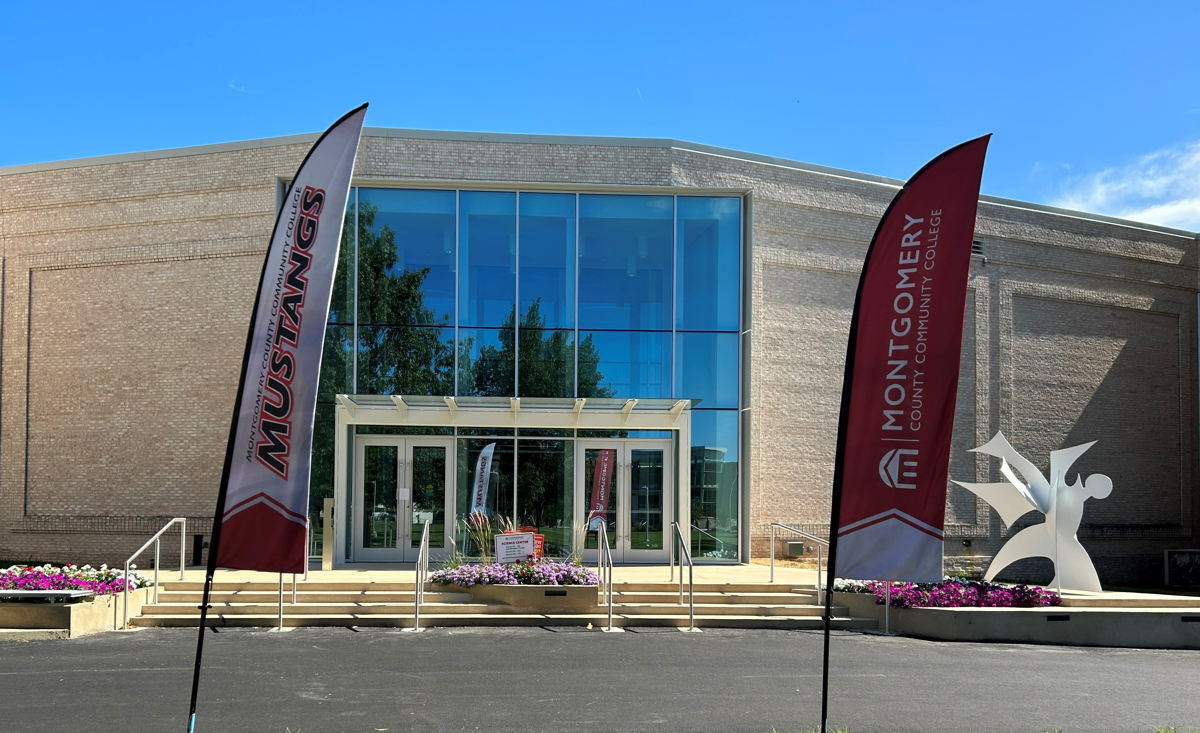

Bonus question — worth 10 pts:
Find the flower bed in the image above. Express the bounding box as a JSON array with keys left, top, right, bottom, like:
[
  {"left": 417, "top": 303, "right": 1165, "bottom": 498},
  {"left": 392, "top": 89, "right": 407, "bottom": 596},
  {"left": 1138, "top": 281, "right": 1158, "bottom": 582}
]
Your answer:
[
  {"left": 1, "top": 564, "right": 151, "bottom": 597},
  {"left": 430, "top": 558, "right": 598, "bottom": 587},
  {"left": 834, "top": 578, "right": 1061, "bottom": 608}
]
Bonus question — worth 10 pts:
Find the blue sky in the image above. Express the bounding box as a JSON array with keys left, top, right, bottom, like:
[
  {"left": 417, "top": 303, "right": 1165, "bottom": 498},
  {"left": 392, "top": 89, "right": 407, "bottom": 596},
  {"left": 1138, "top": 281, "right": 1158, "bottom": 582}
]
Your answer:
[{"left": 4, "top": 2, "right": 1198, "bottom": 229}]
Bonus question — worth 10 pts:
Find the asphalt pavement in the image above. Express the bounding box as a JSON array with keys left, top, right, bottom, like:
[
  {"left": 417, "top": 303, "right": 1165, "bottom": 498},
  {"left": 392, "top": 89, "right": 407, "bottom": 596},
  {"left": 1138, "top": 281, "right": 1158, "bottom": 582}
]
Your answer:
[{"left": 1, "top": 626, "right": 1197, "bottom": 732}]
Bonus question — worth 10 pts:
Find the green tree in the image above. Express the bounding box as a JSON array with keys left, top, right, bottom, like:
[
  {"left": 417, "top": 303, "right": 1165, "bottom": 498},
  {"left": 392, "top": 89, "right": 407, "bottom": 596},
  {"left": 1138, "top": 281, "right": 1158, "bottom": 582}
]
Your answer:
[{"left": 469, "top": 298, "right": 613, "bottom": 400}]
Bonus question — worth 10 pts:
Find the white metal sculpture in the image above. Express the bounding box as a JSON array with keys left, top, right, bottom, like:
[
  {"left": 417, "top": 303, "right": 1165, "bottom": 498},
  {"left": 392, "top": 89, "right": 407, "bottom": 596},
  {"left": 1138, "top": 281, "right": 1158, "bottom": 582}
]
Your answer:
[{"left": 953, "top": 432, "right": 1113, "bottom": 593}]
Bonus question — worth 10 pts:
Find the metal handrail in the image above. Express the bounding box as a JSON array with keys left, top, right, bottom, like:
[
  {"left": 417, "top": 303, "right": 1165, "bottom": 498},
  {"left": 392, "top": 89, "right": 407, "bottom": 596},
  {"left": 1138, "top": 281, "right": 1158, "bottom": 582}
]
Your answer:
[
  {"left": 593, "top": 521, "right": 615, "bottom": 631},
  {"left": 670, "top": 521, "right": 695, "bottom": 632},
  {"left": 410, "top": 520, "right": 431, "bottom": 632},
  {"left": 690, "top": 524, "right": 726, "bottom": 555},
  {"left": 769, "top": 522, "right": 828, "bottom": 602},
  {"left": 122, "top": 517, "right": 186, "bottom": 630}
]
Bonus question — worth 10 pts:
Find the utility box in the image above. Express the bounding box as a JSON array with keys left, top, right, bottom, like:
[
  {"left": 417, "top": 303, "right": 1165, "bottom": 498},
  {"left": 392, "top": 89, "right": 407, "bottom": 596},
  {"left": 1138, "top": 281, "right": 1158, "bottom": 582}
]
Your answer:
[{"left": 785, "top": 541, "right": 810, "bottom": 556}]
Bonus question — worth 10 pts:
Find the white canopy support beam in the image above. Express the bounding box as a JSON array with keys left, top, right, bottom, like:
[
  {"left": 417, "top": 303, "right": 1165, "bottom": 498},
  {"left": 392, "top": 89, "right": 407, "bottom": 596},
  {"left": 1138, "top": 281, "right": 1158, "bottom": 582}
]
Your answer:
[
  {"left": 573, "top": 398, "right": 586, "bottom": 415},
  {"left": 335, "top": 394, "right": 358, "bottom": 420},
  {"left": 669, "top": 399, "right": 689, "bottom": 417},
  {"left": 510, "top": 397, "right": 521, "bottom": 414},
  {"left": 443, "top": 396, "right": 458, "bottom": 414},
  {"left": 389, "top": 395, "right": 409, "bottom": 414},
  {"left": 621, "top": 398, "right": 638, "bottom": 423}
]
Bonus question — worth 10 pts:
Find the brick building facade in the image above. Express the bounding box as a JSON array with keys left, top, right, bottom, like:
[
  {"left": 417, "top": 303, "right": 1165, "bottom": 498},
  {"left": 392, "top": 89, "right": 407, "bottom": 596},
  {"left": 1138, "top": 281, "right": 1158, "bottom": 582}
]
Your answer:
[{"left": 1, "top": 129, "right": 1196, "bottom": 584}]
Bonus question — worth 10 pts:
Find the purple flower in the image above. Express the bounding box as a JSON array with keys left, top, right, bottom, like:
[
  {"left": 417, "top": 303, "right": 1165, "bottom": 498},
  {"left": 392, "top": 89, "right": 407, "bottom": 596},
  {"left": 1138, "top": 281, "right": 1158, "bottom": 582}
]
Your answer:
[{"left": 859, "top": 578, "right": 1061, "bottom": 608}]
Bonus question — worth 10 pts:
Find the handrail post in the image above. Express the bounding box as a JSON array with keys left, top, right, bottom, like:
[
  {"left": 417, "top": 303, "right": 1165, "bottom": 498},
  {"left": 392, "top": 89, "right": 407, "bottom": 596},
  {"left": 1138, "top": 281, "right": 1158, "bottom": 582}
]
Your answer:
[
  {"left": 123, "top": 560, "right": 131, "bottom": 631},
  {"left": 770, "top": 524, "right": 776, "bottom": 583},
  {"left": 595, "top": 521, "right": 602, "bottom": 590},
  {"left": 688, "top": 552, "right": 694, "bottom": 631},
  {"left": 816, "top": 544, "right": 824, "bottom": 605},
  {"left": 676, "top": 528, "right": 682, "bottom": 604},
  {"left": 153, "top": 539, "right": 161, "bottom": 604},
  {"left": 179, "top": 518, "right": 187, "bottom": 581},
  {"left": 668, "top": 517, "right": 674, "bottom": 582}
]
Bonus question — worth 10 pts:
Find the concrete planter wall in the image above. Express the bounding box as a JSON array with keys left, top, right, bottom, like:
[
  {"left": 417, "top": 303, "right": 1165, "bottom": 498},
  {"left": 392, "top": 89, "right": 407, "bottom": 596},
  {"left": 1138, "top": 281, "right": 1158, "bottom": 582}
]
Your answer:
[
  {"left": 834, "top": 591, "right": 883, "bottom": 620},
  {"left": 451, "top": 584, "right": 599, "bottom": 613},
  {"left": 833, "top": 591, "right": 1200, "bottom": 649},
  {"left": 0, "top": 588, "right": 151, "bottom": 637}
]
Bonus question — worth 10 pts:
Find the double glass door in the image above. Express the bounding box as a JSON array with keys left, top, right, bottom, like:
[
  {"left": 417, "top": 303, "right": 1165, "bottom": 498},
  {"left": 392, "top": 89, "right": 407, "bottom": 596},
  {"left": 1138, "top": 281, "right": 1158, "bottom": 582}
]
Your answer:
[
  {"left": 352, "top": 437, "right": 453, "bottom": 562},
  {"left": 576, "top": 440, "right": 672, "bottom": 563}
]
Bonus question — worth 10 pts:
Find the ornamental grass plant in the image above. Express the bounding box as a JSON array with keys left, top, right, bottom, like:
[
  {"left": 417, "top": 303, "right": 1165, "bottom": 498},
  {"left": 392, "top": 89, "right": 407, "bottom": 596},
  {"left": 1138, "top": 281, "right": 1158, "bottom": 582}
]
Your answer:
[{"left": 0, "top": 563, "right": 151, "bottom": 596}]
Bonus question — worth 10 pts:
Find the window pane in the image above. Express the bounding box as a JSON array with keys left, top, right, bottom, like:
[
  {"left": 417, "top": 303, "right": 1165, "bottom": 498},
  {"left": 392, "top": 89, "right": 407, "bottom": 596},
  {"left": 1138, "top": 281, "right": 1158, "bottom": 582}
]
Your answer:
[
  {"left": 358, "top": 189, "right": 455, "bottom": 326},
  {"left": 357, "top": 325, "right": 454, "bottom": 395},
  {"left": 578, "top": 195, "right": 672, "bottom": 330},
  {"left": 411, "top": 445, "right": 447, "bottom": 550},
  {"left": 516, "top": 440, "right": 574, "bottom": 557},
  {"left": 518, "top": 328, "right": 573, "bottom": 398},
  {"left": 690, "top": 409, "right": 739, "bottom": 559},
  {"left": 459, "top": 191, "right": 516, "bottom": 328},
  {"left": 577, "top": 429, "right": 673, "bottom": 439},
  {"left": 318, "top": 325, "right": 354, "bottom": 401},
  {"left": 578, "top": 331, "right": 670, "bottom": 399},
  {"left": 456, "top": 438, "right": 515, "bottom": 555},
  {"left": 329, "top": 193, "right": 355, "bottom": 324},
  {"left": 458, "top": 327, "right": 515, "bottom": 397},
  {"left": 675, "top": 332, "right": 740, "bottom": 408},
  {"left": 630, "top": 448, "right": 665, "bottom": 550},
  {"left": 676, "top": 196, "right": 741, "bottom": 331},
  {"left": 519, "top": 193, "right": 575, "bottom": 330}
]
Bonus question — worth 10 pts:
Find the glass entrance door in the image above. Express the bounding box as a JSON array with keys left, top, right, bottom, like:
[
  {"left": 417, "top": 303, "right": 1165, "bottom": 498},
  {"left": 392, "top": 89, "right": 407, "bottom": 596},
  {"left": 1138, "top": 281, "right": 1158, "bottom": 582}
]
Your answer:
[
  {"left": 352, "top": 437, "right": 453, "bottom": 562},
  {"left": 576, "top": 440, "right": 672, "bottom": 563}
]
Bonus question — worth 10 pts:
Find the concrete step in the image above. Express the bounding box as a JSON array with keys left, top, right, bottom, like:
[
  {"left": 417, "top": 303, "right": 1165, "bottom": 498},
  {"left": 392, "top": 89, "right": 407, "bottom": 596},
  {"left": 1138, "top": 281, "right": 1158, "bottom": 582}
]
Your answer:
[
  {"left": 608, "top": 582, "right": 807, "bottom": 593},
  {"left": 160, "top": 582, "right": 419, "bottom": 592},
  {"left": 130, "top": 613, "right": 875, "bottom": 630},
  {"left": 616, "top": 603, "right": 838, "bottom": 617},
  {"left": 612, "top": 591, "right": 817, "bottom": 604},
  {"left": 141, "top": 600, "right": 835, "bottom": 617},
  {"left": 140, "top": 602, "right": 490, "bottom": 616},
  {"left": 153, "top": 591, "right": 470, "bottom": 604},
  {"left": 154, "top": 590, "right": 816, "bottom": 606},
  {"left": 158, "top": 581, "right": 809, "bottom": 594}
]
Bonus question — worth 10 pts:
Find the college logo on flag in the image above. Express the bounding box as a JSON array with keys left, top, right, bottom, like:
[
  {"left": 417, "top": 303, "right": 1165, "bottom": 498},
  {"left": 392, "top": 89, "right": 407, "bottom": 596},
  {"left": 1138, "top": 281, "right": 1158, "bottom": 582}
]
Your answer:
[
  {"left": 830, "top": 136, "right": 990, "bottom": 582},
  {"left": 214, "top": 105, "right": 367, "bottom": 574}
]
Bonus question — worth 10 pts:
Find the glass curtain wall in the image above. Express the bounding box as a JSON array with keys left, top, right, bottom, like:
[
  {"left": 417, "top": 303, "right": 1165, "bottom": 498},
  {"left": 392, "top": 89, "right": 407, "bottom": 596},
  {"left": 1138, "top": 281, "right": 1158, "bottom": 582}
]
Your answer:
[{"left": 314, "top": 189, "right": 742, "bottom": 560}]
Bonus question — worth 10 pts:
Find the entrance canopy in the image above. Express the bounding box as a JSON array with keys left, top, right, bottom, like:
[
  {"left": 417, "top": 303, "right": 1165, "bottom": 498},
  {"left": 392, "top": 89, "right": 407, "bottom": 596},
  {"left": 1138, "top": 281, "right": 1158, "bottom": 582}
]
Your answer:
[
  {"left": 333, "top": 395, "right": 692, "bottom": 431},
  {"left": 331, "top": 396, "right": 693, "bottom": 565}
]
